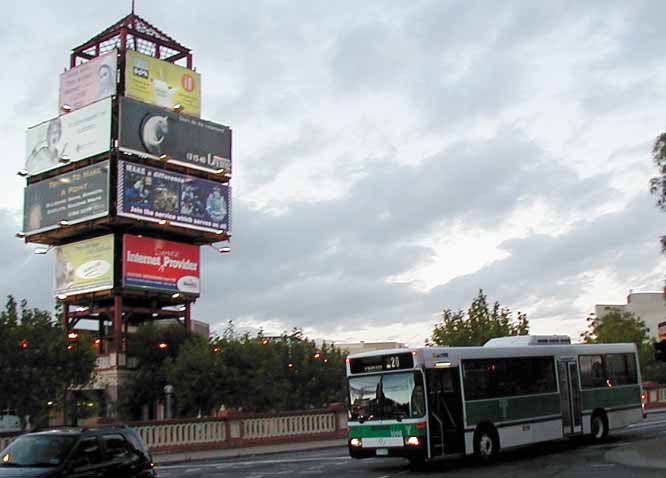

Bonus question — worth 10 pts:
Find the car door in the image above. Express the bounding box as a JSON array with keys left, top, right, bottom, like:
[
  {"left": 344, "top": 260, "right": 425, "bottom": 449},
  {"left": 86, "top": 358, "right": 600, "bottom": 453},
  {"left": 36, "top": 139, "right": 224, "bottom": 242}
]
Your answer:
[
  {"left": 66, "top": 436, "right": 109, "bottom": 478},
  {"left": 100, "top": 433, "right": 144, "bottom": 477}
]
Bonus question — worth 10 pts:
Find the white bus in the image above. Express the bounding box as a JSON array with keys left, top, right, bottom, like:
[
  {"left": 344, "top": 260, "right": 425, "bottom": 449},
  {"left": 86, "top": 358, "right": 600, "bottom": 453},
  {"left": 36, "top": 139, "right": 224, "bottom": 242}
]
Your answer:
[{"left": 346, "top": 335, "right": 643, "bottom": 464}]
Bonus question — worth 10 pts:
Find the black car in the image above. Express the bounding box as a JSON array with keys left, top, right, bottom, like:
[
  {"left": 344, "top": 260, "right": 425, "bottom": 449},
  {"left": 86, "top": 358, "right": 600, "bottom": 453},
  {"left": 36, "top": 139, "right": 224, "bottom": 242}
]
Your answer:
[{"left": 0, "top": 425, "right": 157, "bottom": 477}]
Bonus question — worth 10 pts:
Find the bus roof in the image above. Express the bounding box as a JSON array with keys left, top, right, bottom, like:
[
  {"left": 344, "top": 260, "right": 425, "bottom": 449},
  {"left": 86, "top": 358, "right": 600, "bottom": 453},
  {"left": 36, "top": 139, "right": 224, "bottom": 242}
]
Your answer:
[{"left": 347, "top": 338, "right": 638, "bottom": 370}]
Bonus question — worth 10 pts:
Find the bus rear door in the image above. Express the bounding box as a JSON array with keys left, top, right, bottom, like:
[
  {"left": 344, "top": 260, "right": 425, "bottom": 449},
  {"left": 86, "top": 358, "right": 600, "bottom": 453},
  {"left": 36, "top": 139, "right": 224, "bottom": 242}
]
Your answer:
[{"left": 557, "top": 359, "right": 582, "bottom": 435}]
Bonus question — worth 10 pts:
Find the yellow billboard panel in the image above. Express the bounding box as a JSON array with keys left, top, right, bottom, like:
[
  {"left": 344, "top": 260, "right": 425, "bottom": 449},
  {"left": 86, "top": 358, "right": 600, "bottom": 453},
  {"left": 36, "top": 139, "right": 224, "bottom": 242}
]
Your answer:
[
  {"left": 55, "top": 235, "right": 114, "bottom": 297},
  {"left": 125, "top": 50, "right": 201, "bottom": 117}
]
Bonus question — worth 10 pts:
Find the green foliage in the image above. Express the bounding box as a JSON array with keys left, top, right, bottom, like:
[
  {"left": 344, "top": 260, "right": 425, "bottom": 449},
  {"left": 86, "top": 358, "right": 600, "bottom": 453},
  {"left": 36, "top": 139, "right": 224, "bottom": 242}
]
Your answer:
[
  {"left": 428, "top": 290, "right": 529, "bottom": 346},
  {"left": 581, "top": 308, "right": 666, "bottom": 381},
  {"left": 166, "top": 335, "right": 227, "bottom": 417},
  {"left": 118, "top": 322, "right": 194, "bottom": 419},
  {"left": 119, "top": 321, "right": 347, "bottom": 419},
  {"left": 0, "top": 296, "right": 96, "bottom": 428},
  {"left": 651, "top": 132, "right": 666, "bottom": 214},
  {"left": 650, "top": 133, "right": 666, "bottom": 279}
]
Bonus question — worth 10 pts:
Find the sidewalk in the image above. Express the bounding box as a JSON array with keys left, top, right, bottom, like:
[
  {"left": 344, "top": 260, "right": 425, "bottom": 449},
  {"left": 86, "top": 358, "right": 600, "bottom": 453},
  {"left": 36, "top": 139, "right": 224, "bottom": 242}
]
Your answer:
[
  {"left": 153, "top": 438, "right": 348, "bottom": 464},
  {"left": 605, "top": 437, "right": 666, "bottom": 470}
]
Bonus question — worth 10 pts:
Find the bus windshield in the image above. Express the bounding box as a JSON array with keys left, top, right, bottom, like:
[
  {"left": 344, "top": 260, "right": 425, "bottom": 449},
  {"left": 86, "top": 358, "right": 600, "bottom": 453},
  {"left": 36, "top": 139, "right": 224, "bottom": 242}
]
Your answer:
[{"left": 348, "top": 371, "right": 425, "bottom": 422}]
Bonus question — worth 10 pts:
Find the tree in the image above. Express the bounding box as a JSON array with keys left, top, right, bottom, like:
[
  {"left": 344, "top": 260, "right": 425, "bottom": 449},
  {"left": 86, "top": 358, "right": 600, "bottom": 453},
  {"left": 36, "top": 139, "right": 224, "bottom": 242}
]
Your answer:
[
  {"left": 118, "top": 322, "right": 194, "bottom": 420},
  {"left": 581, "top": 308, "right": 666, "bottom": 382},
  {"left": 166, "top": 335, "right": 227, "bottom": 417},
  {"left": 650, "top": 133, "right": 666, "bottom": 275},
  {"left": 428, "top": 290, "right": 529, "bottom": 346},
  {"left": 0, "top": 296, "right": 96, "bottom": 428}
]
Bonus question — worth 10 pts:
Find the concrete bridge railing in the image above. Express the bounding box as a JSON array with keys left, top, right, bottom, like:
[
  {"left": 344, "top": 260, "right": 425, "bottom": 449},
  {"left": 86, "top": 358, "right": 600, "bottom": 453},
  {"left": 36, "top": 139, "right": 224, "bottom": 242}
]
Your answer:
[{"left": 0, "top": 404, "right": 348, "bottom": 455}]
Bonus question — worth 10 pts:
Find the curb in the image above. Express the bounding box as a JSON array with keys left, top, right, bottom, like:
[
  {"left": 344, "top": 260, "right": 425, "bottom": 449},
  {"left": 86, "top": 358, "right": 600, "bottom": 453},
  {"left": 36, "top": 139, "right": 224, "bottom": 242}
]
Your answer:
[{"left": 153, "top": 438, "right": 348, "bottom": 465}]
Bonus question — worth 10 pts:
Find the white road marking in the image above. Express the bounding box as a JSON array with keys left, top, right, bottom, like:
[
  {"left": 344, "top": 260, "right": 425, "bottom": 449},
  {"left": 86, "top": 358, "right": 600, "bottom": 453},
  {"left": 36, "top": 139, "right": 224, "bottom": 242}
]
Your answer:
[
  {"left": 159, "top": 456, "right": 350, "bottom": 470},
  {"left": 184, "top": 468, "right": 202, "bottom": 473},
  {"left": 627, "top": 418, "right": 666, "bottom": 428}
]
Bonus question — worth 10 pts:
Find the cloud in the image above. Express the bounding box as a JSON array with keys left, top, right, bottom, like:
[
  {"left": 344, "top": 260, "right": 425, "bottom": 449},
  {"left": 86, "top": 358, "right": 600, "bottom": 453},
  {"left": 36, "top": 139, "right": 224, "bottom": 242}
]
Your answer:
[
  {"left": 2, "top": 1, "right": 664, "bottom": 348},
  {"left": 0, "top": 209, "right": 53, "bottom": 312}
]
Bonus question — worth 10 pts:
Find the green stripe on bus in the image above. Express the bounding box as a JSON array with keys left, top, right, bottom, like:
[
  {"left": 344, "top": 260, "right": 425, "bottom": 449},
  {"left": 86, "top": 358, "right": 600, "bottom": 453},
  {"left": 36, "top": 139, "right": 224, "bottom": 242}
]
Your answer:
[
  {"left": 580, "top": 385, "right": 642, "bottom": 412},
  {"left": 348, "top": 422, "right": 426, "bottom": 438},
  {"left": 465, "top": 393, "right": 561, "bottom": 426}
]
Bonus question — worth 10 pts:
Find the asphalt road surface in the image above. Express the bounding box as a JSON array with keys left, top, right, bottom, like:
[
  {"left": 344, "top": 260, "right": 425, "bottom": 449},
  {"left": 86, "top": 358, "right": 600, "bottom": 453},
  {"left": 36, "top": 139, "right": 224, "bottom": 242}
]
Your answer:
[{"left": 156, "top": 415, "right": 666, "bottom": 478}]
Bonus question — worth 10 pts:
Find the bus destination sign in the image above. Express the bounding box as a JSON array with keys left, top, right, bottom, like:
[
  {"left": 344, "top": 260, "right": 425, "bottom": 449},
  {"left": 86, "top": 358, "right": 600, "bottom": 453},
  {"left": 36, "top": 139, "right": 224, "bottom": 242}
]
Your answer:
[{"left": 350, "top": 352, "right": 414, "bottom": 374}]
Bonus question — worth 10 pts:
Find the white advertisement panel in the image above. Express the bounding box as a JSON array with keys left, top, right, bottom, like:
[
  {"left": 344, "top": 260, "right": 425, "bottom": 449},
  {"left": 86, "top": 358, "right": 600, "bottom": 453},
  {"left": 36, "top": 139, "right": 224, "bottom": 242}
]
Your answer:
[
  {"left": 25, "top": 97, "right": 112, "bottom": 176},
  {"left": 59, "top": 50, "right": 118, "bottom": 112}
]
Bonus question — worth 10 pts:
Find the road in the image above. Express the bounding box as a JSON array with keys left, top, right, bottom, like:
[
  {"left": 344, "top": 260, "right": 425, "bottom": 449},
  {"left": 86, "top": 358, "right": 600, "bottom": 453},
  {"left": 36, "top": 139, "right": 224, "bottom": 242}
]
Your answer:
[{"left": 156, "top": 415, "right": 666, "bottom": 477}]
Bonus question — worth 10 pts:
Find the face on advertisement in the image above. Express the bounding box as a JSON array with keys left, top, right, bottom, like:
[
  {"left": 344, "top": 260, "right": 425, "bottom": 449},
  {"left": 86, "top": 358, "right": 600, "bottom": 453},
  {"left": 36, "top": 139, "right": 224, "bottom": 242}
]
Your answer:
[
  {"left": 55, "top": 248, "right": 74, "bottom": 289},
  {"left": 27, "top": 202, "right": 43, "bottom": 231},
  {"left": 47, "top": 119, "right": 62, "bottom": 151},
  {"left": 28, "top": 118, "right": 64, "bottom": 173},
  {"left": 205, "top": 188, "right": 226, "bottom": 221},
  {"left": 97, "top": 63, "right": 115, "bottom": 98}
]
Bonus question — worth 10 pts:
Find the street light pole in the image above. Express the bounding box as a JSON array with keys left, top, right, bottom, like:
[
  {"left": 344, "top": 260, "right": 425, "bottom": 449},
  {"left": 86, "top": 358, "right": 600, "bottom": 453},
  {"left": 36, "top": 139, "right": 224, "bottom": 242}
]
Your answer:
[{"left": 164, "top": 384, "right": 175, "bottom": 419}]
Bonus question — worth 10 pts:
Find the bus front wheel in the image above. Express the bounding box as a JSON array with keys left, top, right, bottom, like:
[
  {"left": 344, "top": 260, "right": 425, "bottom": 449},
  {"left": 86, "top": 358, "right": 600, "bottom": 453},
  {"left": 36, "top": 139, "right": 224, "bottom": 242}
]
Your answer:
[
  {"left": 473, "top": 424, "right": 499, "bottom": 464},
  {"left": 591, "top": 411, "right": 609, "bottom": 441}
]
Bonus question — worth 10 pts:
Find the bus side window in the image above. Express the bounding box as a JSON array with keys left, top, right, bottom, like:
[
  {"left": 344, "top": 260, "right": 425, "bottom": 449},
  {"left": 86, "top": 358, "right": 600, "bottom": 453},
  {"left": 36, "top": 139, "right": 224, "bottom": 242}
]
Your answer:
[
  {"left": 579, "top": 355, "right": 605, "bottom": 388},
  {"left": 604, "top": 353, "right": 638, "bottom": 386}
]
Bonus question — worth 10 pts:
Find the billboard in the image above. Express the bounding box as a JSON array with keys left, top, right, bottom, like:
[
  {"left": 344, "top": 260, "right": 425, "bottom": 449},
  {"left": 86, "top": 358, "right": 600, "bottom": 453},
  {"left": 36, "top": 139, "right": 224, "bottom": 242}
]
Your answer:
[
  {"left": 125, "top": 50, "right": 201, "bottom": 117},
  {"left": 23, "top": 161, "right": 110, "bottom": 235},
  {"left": 25, "top": 97, "right": 112, "bottom": 176},
  {"left": 55, "top": 235, "right": 114, "bottom": 297},
  {"left": 659, "top": 321, "right": 666, "bottom": 341},
  {"left": 117, "top": 161, "right": 231, "bottom": 233},
  {"left": 118, "top": 97, "right": 231, "bottom": 174},
  {"left": 59, "top": 50, "right": 117, "bottom": 112},
  {"left": 123, "top": 234, "right": 200, "bottom": 295}
]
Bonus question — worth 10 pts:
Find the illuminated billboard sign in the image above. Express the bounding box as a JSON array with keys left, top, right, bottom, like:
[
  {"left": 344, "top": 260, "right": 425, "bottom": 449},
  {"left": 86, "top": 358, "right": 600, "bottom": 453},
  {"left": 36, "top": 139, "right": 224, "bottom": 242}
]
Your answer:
[
  {"left": 55, "top": 234, "right": 114, "bottom": 297},
  {"left": 118, "top": 97, "right": 231, "bottom": 174},
  {"left": 25, "top": 97, "right": 112, "bottom": 176},
  {"left": 123, "top": 234, "right": 200, "bottom": 295},
  {"left": 117, "top": 160, "right": 230, "bottom": 234},
  {"left": 125, "top": 50, "right": 201, "bottom": 117},
  {"left": 59, "top": 50, "right": 117, "bottom": 112},
  {"left": 23, "top": 161, "right": 110, "bottom": 235}
]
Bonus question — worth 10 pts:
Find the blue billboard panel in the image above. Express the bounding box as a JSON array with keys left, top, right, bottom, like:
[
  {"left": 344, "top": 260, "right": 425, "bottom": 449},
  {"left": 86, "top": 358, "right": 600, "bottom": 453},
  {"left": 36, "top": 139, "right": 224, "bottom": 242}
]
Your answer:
[{"left": 117, "top": 161, "right": 231, "bottom": 234}]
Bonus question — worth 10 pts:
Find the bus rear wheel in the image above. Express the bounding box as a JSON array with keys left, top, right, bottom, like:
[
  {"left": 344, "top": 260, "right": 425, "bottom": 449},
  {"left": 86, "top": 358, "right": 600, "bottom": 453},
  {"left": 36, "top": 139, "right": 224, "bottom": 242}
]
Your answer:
[
  {"left": 474, "top": 425, "right": 499, "bottom": 464},
  {"left": 591, "top": 411, "right": 609, "bottom": 441}
]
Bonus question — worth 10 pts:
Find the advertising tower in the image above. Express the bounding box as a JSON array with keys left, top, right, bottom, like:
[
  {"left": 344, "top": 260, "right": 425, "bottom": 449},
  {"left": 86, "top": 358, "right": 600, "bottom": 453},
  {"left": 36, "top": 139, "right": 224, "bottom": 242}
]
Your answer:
[{"left": 19, "top": 10, "right": 231, "bottom": 419}]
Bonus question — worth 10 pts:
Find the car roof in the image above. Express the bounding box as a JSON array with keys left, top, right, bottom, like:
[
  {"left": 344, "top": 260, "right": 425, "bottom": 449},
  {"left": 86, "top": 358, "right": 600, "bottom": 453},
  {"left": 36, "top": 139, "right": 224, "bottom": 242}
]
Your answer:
[{"left": 29, "top": 425, "right": 134, "bottom": 437}]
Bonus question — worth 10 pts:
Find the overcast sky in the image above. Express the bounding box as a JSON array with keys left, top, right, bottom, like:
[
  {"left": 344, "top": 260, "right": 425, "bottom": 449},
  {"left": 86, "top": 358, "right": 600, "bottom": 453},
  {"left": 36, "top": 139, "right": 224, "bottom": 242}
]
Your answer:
[{"left": 2, "top": 1, "right": 665, "bottom": 346}]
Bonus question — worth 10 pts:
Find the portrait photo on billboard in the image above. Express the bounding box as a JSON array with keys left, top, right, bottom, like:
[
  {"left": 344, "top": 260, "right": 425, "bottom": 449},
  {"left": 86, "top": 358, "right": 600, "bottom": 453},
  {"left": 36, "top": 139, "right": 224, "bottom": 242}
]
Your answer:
[
  {"left": 118, "top": 97, "right": 232, "bottom": 174},
  {"left": 123, "top": 234, "right": 200, "bottom": 295},
  {"left": 25, "top": 97, "right": 112, "bottom": 176},
  {"left": 125, "top": 50, "right": 201, "bottom": 117},
  {"left": 23, "top": 161, "right": 110, "bottom": 234},
  {"left": 118, "top": 161, "right": 231, "bottom": 233},
  {"left": 59, "top": 50, "right": 118, "bottom": 112}
]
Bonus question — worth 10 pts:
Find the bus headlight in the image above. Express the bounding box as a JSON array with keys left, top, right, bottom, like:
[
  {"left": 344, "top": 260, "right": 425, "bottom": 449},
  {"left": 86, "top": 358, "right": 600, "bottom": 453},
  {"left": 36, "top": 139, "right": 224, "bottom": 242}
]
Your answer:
[
  {"left": 404, "top": 436, "right": 421, "bottom": 447},
  {"left": 350, "top": 438, "right": 362, "bottom": 448}
]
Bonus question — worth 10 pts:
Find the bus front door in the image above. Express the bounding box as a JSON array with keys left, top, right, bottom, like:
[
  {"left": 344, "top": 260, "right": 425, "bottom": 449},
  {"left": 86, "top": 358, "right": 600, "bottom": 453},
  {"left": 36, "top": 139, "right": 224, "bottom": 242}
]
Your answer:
[
  {"left": 558, "top": 360, "right": 582, "bottom": 435},
  {"left": 425, "top": 369, "right": 465, "bottom": 456}
]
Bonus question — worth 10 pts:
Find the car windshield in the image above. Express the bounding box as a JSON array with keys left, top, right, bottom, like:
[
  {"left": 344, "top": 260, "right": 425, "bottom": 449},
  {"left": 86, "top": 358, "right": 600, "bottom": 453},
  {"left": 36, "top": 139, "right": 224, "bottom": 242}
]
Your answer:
[
  {"left": 1, "top": 435, "right": 76, "bottom": 467},
  {"left": 348, "top": 371, "right": 425, "bottom": 422}
]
